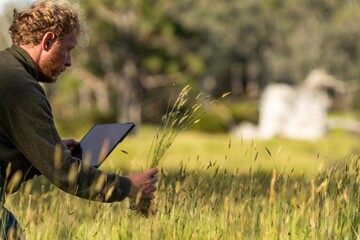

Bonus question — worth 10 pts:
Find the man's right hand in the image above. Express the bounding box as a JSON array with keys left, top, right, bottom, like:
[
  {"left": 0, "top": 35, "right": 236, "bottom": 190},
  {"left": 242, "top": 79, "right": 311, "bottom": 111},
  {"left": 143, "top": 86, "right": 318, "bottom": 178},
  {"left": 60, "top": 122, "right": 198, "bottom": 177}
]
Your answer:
[{"left": 127, "top": 167, "right": 158, "bottom": 200}]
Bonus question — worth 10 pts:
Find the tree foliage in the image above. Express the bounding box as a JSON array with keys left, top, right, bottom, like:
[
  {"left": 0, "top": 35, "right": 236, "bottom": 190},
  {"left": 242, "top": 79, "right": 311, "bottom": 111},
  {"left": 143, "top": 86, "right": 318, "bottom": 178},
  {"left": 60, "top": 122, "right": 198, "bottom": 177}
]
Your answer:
[{"left": 1, "top": 0, "right": 359, "bottom": 126}]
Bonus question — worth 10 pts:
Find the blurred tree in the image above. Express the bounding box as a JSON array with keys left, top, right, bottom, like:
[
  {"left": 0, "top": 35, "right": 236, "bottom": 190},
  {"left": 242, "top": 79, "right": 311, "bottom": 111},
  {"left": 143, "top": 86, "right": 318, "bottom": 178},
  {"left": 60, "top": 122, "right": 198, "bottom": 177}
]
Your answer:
[
  {"left": 162, "top": 0, "right": 275, "bottom": 96},
  {"left": 263, "top": 0, "right": 360, "bottom": 83},
  {"left": 0, "top": 2, "right": 27, "bottom": 49},
  {"left": 72, "top": 0, "right": 360, "bottom": 125},
  {"left": 76, "top": 0, "right": 207, "bottom": 124},
  {"left": 0, "top": 14, "right": 11, "bottom": 49},
  {"left": 1, "top": 0, "right": 359, "bottom": 128}
]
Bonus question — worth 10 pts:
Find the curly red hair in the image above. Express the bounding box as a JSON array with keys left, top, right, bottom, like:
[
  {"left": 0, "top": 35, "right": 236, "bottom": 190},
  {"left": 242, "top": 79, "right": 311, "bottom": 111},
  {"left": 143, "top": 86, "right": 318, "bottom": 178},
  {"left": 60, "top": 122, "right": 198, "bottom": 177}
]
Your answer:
[{"left": 9, "top": 0, "right": 87, "bottom": 46}]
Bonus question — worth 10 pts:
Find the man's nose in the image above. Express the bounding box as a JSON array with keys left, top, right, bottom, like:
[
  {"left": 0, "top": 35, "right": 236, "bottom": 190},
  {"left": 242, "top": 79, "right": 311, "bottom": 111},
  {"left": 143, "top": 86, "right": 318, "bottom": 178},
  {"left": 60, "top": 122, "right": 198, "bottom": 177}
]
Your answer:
[{"left": 65, "top": 55, "right": 72, "bottom": 67}]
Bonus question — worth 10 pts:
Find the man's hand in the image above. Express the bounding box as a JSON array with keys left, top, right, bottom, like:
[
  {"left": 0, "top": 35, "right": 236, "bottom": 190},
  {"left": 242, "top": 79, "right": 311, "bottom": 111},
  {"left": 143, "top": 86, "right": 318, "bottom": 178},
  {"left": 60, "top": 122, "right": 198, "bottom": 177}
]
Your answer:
[
  {"left": 62, "top": 139, "right": 79, "bottom": 151},
  {"left": 127, "top": 168, "right": 159, "bottom": 200}
]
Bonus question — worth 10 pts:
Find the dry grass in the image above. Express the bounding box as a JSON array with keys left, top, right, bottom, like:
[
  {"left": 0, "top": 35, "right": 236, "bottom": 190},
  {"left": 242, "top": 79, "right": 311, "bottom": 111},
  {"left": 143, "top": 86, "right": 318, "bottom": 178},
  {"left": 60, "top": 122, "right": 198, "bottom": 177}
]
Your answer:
[
  {"left": 5, "top": 153, "right": 360, "bottom": 239},
  {"left": 130, "top": 85, "right": 225, "bottom": 216}
]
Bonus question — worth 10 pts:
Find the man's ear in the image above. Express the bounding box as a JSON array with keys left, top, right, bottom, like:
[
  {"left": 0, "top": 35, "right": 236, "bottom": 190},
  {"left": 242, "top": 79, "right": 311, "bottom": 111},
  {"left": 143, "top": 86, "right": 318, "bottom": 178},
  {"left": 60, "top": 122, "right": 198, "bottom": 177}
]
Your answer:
[{"left": 42, "top": 32, "right": 56, "bottom": 51}]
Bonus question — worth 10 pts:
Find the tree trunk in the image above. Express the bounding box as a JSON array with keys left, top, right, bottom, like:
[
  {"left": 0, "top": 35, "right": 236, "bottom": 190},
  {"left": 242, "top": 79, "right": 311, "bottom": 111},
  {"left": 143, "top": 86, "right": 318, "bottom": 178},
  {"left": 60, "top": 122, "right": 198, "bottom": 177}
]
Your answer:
[{"left": 117, "top": 61, "right": 142, "bottom": 125}]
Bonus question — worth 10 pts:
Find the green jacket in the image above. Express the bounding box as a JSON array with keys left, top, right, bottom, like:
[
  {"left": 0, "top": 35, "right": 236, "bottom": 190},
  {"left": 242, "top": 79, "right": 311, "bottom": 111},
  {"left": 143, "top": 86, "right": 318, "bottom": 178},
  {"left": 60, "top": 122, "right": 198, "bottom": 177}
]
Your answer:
[{"left": 0, "top": 45, "right": 131, "bottom": 202}]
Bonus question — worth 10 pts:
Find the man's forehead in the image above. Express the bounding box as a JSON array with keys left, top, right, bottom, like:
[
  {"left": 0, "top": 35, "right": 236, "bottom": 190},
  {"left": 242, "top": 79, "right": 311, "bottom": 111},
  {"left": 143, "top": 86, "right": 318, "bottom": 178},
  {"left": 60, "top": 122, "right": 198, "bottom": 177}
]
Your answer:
[{"left": 61, "top": 29, "right": 78, "bottom": 47}]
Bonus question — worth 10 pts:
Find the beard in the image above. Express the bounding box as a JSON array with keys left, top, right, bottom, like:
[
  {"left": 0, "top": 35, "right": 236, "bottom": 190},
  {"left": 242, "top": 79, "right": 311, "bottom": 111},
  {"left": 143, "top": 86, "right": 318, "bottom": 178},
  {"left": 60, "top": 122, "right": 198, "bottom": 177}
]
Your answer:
[{"left": 38, "top": 45, "right": 64, "bottom": 83}]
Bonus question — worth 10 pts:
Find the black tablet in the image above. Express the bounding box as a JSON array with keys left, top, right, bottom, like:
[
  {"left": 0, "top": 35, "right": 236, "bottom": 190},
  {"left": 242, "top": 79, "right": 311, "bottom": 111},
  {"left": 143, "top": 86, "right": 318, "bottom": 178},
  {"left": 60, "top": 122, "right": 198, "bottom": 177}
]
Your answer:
[{"left": 71, "top": 123, "right": 135, "bottom": 167}]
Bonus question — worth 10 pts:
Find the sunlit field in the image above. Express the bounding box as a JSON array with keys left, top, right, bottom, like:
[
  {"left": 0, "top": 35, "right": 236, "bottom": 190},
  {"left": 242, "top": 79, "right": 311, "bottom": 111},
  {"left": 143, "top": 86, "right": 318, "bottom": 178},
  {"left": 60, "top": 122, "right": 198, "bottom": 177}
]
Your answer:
[
  {"left": 6, "top": 126, "right": 360, "bottom": 239},
  {"left": 104, "top": 125, "right": 360, "bottom": 176}
]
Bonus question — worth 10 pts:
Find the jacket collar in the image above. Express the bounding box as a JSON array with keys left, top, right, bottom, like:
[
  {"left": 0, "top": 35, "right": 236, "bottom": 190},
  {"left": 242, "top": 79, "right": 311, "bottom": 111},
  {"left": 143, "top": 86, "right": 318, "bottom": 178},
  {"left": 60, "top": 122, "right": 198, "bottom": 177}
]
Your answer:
[{"left": 8, "top": 45, "right": 39, "bottom": 81}]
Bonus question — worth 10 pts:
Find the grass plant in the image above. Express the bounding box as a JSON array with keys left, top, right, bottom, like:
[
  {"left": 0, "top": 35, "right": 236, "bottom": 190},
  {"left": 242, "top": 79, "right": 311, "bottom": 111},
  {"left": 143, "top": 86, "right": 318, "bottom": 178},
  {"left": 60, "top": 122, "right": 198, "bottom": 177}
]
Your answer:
[
  {"left": 6, "top": 150, "right": 360, "bottom": 239},
  {"left": 147, "top": 85, "right": 210, "bottom": 168},
  {"left": 3, "top": 86, "right": 360, "bottom": 238},
  {"left": 130, "top": 85, "right": 225, "bottom": 216}
]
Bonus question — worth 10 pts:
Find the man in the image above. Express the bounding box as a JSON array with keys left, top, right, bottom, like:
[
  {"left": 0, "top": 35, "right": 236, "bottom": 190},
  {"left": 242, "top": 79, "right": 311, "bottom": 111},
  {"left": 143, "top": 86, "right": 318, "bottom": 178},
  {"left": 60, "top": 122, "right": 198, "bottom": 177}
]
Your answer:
[{"left": 0, "top": 0, "right": 158, "bottom": 238}]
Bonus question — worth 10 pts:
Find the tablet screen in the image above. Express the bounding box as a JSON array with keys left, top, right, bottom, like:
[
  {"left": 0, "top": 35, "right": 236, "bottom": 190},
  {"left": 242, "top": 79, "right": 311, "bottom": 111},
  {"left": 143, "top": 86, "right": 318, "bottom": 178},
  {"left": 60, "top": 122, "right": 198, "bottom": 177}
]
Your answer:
[{"left": 71, "top": 123, "right": 135, "bottom": 167}]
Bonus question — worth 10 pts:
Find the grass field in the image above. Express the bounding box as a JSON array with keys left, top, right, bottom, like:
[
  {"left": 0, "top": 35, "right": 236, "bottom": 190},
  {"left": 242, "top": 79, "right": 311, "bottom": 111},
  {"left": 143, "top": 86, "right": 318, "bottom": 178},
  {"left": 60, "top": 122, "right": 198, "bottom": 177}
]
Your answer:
[
  {"left": 103, "top": 125, "right": 360, "bottom": 176},
  {"left": 5, "top": 126, "right": 360, "bottom": 239}
]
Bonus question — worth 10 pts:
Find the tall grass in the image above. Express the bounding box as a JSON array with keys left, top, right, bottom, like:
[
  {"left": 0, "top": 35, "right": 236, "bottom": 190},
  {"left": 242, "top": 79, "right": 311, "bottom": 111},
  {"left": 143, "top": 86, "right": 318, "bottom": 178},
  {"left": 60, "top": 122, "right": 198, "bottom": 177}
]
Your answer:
[
  {"left": 130, "top": 85, "right": 227, "bottom": 216},
  {"left": 147, "top": 85, "right": 210, "bottom": 168},
  {"left": 6, "top": 149, "right": 360, "bottom": 239},
  {"left": 3, "top": 85, "right": 359, "bottom": 238}
]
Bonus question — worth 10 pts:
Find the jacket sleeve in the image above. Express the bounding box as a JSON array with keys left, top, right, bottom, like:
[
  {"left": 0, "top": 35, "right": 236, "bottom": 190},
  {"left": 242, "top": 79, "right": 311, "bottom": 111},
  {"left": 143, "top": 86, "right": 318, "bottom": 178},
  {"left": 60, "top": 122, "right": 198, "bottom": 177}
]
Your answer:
[{"left": 3, "top": 78, "right": 131, "bottom": 202}]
